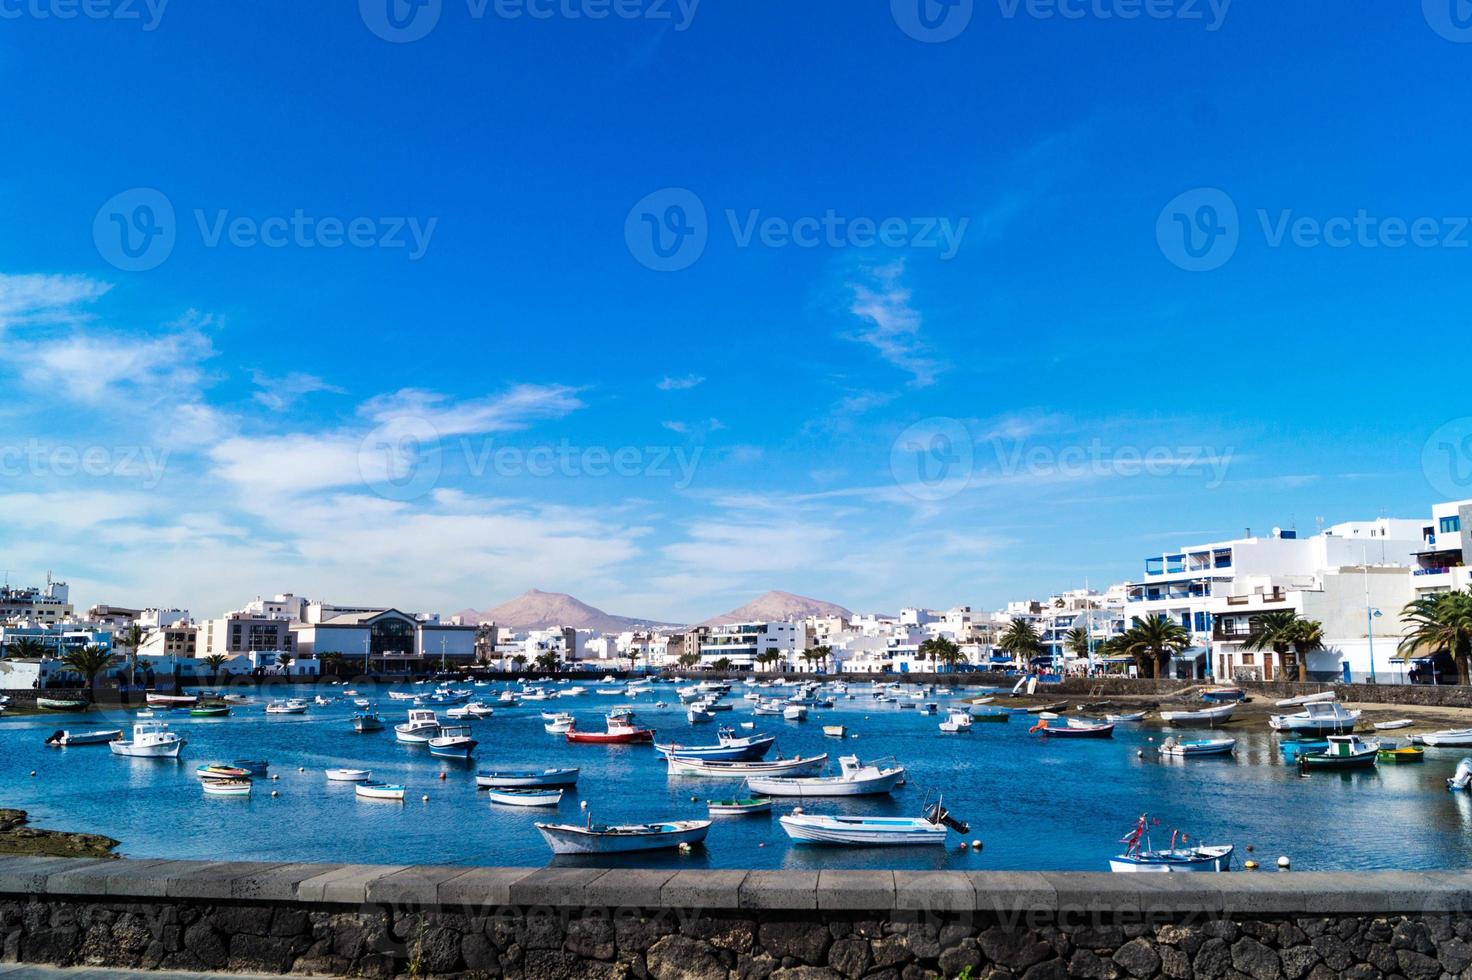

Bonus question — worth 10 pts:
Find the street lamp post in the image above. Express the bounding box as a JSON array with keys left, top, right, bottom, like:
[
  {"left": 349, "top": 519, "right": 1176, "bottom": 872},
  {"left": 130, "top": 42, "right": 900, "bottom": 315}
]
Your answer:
[{"left": 1363, "top": 547, "right": 1378, "bottom": 684}]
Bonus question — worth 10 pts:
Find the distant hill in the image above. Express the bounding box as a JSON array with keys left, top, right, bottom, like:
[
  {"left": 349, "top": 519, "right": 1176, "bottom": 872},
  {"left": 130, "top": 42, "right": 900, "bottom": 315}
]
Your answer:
[
  {"left": 701, "top": 590, "right": 853, "bottom": 627},
  {"left": 458, "top": 589, "right": 680, "bottom": 633}
]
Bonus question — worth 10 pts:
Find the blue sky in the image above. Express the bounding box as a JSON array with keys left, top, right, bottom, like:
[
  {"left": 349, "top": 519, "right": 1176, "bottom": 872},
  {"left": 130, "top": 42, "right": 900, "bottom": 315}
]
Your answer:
[{"left": 2, "top": 0, "right": 1471, "bottom": 622}]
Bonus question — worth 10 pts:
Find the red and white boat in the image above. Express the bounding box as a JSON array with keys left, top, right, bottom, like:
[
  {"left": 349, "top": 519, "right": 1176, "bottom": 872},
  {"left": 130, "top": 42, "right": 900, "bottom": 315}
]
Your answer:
[
  {"left": 565, "top": 717, "right": 655, "bottom": 744},
  {"left": 1029, "top": 718, "right": 1114, "bottom": 739}
]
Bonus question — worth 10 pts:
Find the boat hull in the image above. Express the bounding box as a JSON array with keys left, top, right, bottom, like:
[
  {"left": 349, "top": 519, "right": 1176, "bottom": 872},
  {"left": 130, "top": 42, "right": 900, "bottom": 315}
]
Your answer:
[
  {"left": 666, "top": 754, "right": 828, "bottom": 778},
  {"left": 535, "top": 820, "right": 710, "bottom": 855},
  {"left": 566, "top": 729, "right": 654, "bottom": 744},
  {"left": 1110, "top": 845, "right": 1233, "bottom": 872},
  {"left": 746, "top": 769, "right": 903, "bottom": 797},
  {"left": 779, "top": 814, "right": 948, "bottom": 846},
  {"left": 476, "top": 769, "right": 580, "bottom": 788},
  {"left": 110, "top": 739, "right": 184, "bottom": 758},
  {"left": 488, "top": 789, "right": 563, "bottom": 807}
]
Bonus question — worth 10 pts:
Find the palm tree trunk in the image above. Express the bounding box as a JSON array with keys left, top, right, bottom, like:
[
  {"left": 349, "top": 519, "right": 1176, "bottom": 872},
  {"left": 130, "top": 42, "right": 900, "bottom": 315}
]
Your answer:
[{"left": 1458, "top": 651, "right": 1470, "bottom": 687}]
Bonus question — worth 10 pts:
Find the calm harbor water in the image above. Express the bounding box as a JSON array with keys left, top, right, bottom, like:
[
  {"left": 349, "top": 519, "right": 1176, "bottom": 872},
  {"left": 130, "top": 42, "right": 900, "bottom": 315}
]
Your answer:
[{"left": 3, "top": 680, "right": 1471, "bottom": 871}]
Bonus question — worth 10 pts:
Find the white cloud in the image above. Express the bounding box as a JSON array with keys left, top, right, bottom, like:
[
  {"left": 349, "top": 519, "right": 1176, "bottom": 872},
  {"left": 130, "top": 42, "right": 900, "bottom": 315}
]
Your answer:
[
  {"left": 0, "top": 273, "right": 110, "bottom": 331},
  {"left": 845, "top": 261, "right": 944, "bottom": 387},
  {"left": 251, "top": 371, "right": 346, "bottom": 411},
  {"left": 657, "top": 374, "right": 705, "bottom": 391},
  {"left": 361, "top": 384, "right": 583, "bottom": 437}
]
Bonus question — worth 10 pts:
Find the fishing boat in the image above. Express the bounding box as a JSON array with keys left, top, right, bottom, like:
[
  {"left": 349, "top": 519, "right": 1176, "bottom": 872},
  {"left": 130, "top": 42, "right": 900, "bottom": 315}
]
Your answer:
[
  {"left": 326, "top": 768, "right": 373, "bottom": 781},
  {"left": 1030, "top": 718, "right": 1114, "bottom": 739},
  {"left": 1104, "top": 711, "right": 1149, "bottom": 723},
  {"left": 1110, "top": 815, "right": 1233, "bottom": 872},
  {"left": 395, "top": 709, "right": 441, "bottom": 744},
  {"left": 135, "top": 708, "right": 156, "bottom": 718},
  {"left": 667, "top": 753, "right": 829, "bottom": 778},
  {"left": 264, "top": 699, "right": 308, "bottom": 715},
  {"left": 109, "top": 721, "right": 185, "bottom": 758},
  {"left": 745, "top": 755, "right": 904, "bottom": 797},
  {"left": 233, "top": 760, "right": 270, "bottom": 776},
  {"left": 1275, "top": 690, "right": 1336, "bottom": 708},
  {"left": 687, "top": 705, "right": 715, "bottom": 724},
  {"left": 36, "top": 697, "right": 88, "bottom": 711},
  {"left": 1158, "top": 737, "right": 1236, "bottom": 758},
  {"left": 1026, "top": 701, "right": 1067, "bottom": 715},
  {"left": 1418, "top": 729, "right": 1472, "bottom": 747},
  {"left": 1297, "top": 734, "right": 1380, "bottom": 770},
  {"left": 1159, "top": 703, "right": 1235, "bottom": 727},
  {"left": 1269, "top": 701, "right": 1360, "bottom": 734},
  {"left": 1373, "top": 719, "right": 1413, "bottom": 731},
  {"left": 707, "top": 797, "right": 773, "bottom": 816},
  {"left": 783, "top": 704, "right": 808, "bottom": 721},
  {"left": 1200, "top": 687, "right": 1246, "bottom": 703},
  {"left": 1376, "top": 746, "right": 1424, "bottom": 764},
  {"left": 196, "top": 764, "right": 251, "bottom": 780},
  {"left": 353, "top": 709, "right": 384, "bottom": 732},
  {"left": 753, "top": 700, "right": 783, "bottom": 716},
  {"left": 1278, "top": 739, "right": 1330, "bottom": 761},
  {"left": 355, "top": 782, "right": 407, "bottom": 801},
  {"left": 565, "top": 718, "right": 654, "bottom": 744},
  {"left": 971, "top": 711, "right": 1010, "bottom": 723},
  {"left": 780, "top": 799, "right": 969, "bottom": 846},
  {"left": 823, "top": 725, "right": 847, "bottom": 739},
  {"left": 534, "top": 817, "right": 711, "bottom": 855},
  {"left": 655, "top": 730, "right": 775, "bottom": 761},
  {"left": 202, "top": 779, "right": 252, "bottom": 797},
  {"left": 189, "top": 703, "right": 230, "bottom": 717},
  {"left": 544, "top": 713, "right": 576, "bottom": 734},
  {"left": 447, "top": 702, "right": 494, "bottom": 720},
  {"left": 476, "top": 768, "right": 580, "bottom": 788},
  {"left": 1449, "top": 759, "right": 1472, "bottom": 790},
  {"left": 44, "top": 729, "right": 121, "bottom": 747},
  {"left": 428, "top": 725, "right": 478, "bottom": 759},
  {"left": 488, "top": 788, "right": 564, "bottom": 807},
  {"left": 938, "top": 709, "right": 973, "bottom": 733},
  {"left": 145, "top": 693, "right": 197, "bottom": 708},
  {"left": 387, "top": 691, "right": 417, "bottom": 701}
]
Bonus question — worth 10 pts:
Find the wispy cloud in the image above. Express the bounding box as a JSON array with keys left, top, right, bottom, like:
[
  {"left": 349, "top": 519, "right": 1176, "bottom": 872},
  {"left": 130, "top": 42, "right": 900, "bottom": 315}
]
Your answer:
[
  {"left": 844, "top": 260, "right": 944, "bottom": 387},
  {"left": 0, "top": 273, "right": 110, "bottom": 331},
  {"left": 657, "top": 374, "right": 705, "bottom": 391},
  {"left": 661, "top": 418, "right": 725, "bottom": 436},
  {"left": 251, "top": 371, "right": 346, "bottom": 411},
  {"left": 361, "top": 384, "right": 584, "bottom": 437}
]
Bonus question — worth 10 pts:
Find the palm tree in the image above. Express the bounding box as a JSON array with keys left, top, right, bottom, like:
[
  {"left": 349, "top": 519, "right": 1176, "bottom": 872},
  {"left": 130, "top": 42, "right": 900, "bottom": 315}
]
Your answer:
[
  {"left": 1288, "top": 618, "right": 1326, "bottom": 682},
  {"left": 937, "top": 642, "right": 967, "bottom": 673},
  {"left": 60, "top": 644, "right": 118, "bottom": 698},
  {"left": 678, "top": 652, "right": 701, "bottom": 670},
  {"left": 6, "top": 636, "right": 48, "bottom": 660},
  {"left": 275, "top": 652, "right": 294, "bottom": 676},
  {"left": 806, "top": 644, "right": 833, "bottom": 673},
  {"left": 1064, "top": 627, "right": 1093, "bottom": 662},
  {"left": 1123, "top": 616, "right": 1191, "bottom": 679},
  {"left": 626, "top": 647, "right": 643, "bottom": 675},
  {"left": 1399, "top": 590, "right": 1472, "bottom": 685},
  {"left": 534, "top": 651, "right": 561, "bottom": 674},
  {"left": 511, "top": 653, "right": 529, "bottom": 673},
  {"left": 919, "top": 637, "right": 960, "bottom": 673},
  {"left": 116, "top": 623, "right": 145, "bottom": 691},
  {"left": 202, "top": 654, "right": 228, "bottom": 682},
  {"left": 320, "top": 653, "right": 347, "bottom": 677},
  {"left": 755, "top": 650, "right": 781, "bottom": 672},
  {"left": 1242, "top": 610, "right": 1301, "bottom": 682},
  {"left": 711, "top": 656, "right": 733, "bottom": 672},
  {"left": 998, "top": 620, "right": 1043, "bottom": 666}
]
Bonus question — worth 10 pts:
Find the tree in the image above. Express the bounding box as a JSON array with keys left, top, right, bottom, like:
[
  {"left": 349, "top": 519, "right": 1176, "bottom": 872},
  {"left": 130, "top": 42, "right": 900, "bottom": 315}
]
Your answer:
[
  {"left": 116, "top": 623, "right": 145, "bottom": 690},
  {"left": 6, "top": 637, "right": 47, "bottom": 660},
  {"left": 1399, "top": 589, "right": 1472, "bottom": 685},
  {"left": 1122, "top": 616, "right": 1191, "bottom": 679},
  {"left": 1243, "top": 610, "right": 1302, "bottom": 682},
  {"left": 998, "top": 620, "right": 1043, "bottom": 666},
  {"left": 202, "top": 654, "right": 228, "bottom": 682},
  {"left": 711, "top": 657, "right": 733, "bottom": 672},
  {"left": 678, "top": 652, "right": 701, "bottom": 669},
  {"left": 511, "top": 653, "right": 529, "bottom": 673},
  {"left": 919, "top": 637, "right": 960, "bottom": 672},
  {"left": 755, "top": 650, "right": 781, "bottom": 672},
  {"left": 805, "top": 645, "right": 833, "bottom": 673},
  {"left": 937, "top": 641, "right": 967, "bottom": 673},
  {"left": 1289, "top": 618, "right": 1326, "bottom": 682},
  {"left": 535, "top": 651, "right": 561, "bottom": 674},
  {"left": 1064, "top": 627, "right": 1093, "bottom": 661},
  {"left": 60, "top": 644, "right": 118, "bottom": 697},
  {"left": 626, "top": 647, "right": 643, "bottom": 674},
  {"left": 275, "top": 652, "right": 294, "bottom": 676}
]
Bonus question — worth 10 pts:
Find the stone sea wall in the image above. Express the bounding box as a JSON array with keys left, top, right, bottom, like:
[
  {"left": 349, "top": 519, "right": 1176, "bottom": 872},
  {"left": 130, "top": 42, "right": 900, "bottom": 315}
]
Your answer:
[{"left": 5, "top": 858, "right": 1472, "bottom": 978}]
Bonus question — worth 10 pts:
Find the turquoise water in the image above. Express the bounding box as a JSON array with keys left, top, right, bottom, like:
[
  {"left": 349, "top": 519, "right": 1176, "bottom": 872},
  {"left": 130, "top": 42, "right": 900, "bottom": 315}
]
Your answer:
[{"left": 4, "top": 681, "right": 1471, "bottom": 871}]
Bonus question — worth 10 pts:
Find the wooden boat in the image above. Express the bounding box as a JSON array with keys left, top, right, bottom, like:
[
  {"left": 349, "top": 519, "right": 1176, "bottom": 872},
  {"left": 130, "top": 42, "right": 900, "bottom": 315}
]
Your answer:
[
  {"left": 706, "top": 797, "right": 773, "bottom": 816},
  {"left": 1104, "top": 711, "right": 1149, "bottom": 723},
  {"left": 353, "top": 710, "right": 384, "bottom": 732},
  {"left": 355, "top": 782, "right": 407, "bottom": 801},
  {"left": 822, "top": 725, "right": 847, "bottom": 739},
  {"left": 325, "top": 768, "right": 373, "bottom": 781},
  {"left": 1030, "top": 718, "right": 1114, "bottom": 739},
  {"left": 428, "top": 725, "right": 478, "bottom": 759},
  {"left": 447, "top": 702, "right": 494, "bottom": 720},
  {"left": 196, "top": 764, "right": 251, "bottom": 780},
  {"left": 655, "top": 731, "right": 774, "bottom": 761},
  {"left": 971, "top": 711, "right": 1010, "bottom": 723},
  {"left": 1275, "top": 690, "right": 1336, "bottom": 708},
  {"left": 1159, "top": 737, "right": 1236, "bottom": 757},
  {"left": 233, "top": 760, "right": 270, "bottom": 776},
  {"left": 565, "top": 718, "right": 654, "bottom": 744},
  {"left": 45, "top": 729, "right": 121, "bottom": 747},
  {"left": 1159, "top": 703, "right": 1235, "bottom": 727},
  {"left": 667, "top": 753, "right": 829, "bottom": 778},
  {"left": 1111, "top": 815, "right": 1233, "bottom": 872},
  {"left": 264, "top": 699, "right": 308, "bottom": 715},
  {"left": 189, "top": 703, "right": 230, "bottom": 717},
  {"left": 1200, "top": 687, "right": 1246, "bottom": 703},
  {"left": 1373, "top": 719, "right": 1413, "bottom": 731},
  {"left": 202, "top": 778, "right": 252, "bottom": 797},
  {"left": 1269, "top": 701, "right": 1359, "bottom": 734},
  {"left": 37, "top": 697, "right": 88, "bottom": 711},
  {"left": 938, "top": 709, "right": 973, "bottom": 733},
  {"left": 687, "top": 705, "right": 715, "bottom": 723},
  {"left": 476, "top": 768, "right": 580, "bottom": 788},
  {"left": 1418, "top": 729, "right": 1472, "bottom": 747},
  {"left": 488, "top": 788, "right": 564, "bottom": 807},
  {"left": 145, "top": 693, "right": 197, "bottom": 707},
  {"left": 780, "top": 800, "right": 969, "bottom": 846},
  {"left": 1297, "top": 735, "right": 1380, "bottom": 770},
  {"left": 543, "top": 713, "right": 576, "bottom": 734},
  {"left": 1278, "top": 739, "right": 1329, "bottom": 761},
  {"left": 1027, "top": 701, "right": 1067, "bottom": 715},
  {"left": 109, "top": 721, "right": 185, "bottom": 758},
  {"left": 746, "top": 755, "right": 904, "bottom": 797},
  {"left": 394, "top": 709, "right": 441, "bottom": 744},
  {"left": 1376, "top": 746, "right": 1424, "bottom": 764},
  {"left": 534, "top": 818, "right": 710, "bottom": 855},
  {"left": 783, "top": 704, "right": 808, "bottom": 721}
]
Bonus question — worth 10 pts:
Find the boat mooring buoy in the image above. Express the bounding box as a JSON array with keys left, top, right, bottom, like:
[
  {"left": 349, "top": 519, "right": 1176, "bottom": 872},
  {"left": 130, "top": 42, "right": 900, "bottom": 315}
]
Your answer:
[
  {"left": 972, "top": 839, "right": 982, "bottom": 850},
  {"left": 957, "top": 842, "right": 968, "bottom": 850},
  {"left": 271, "top": 774, "right": 280, "bottom": 780},
  {"left": 298, "top": 766, "right": 304, "bottom": 772},
  {"left": 1244, "top": 860, "right": 1258, "bottom": 870},
  {"left": 29, "top": 771, "right": 36, "bottom": 777},
  {"left": 439, "top": 772, "right": 446, "bottom": 781},
  {"left": 580, "top": 800, "right": 589, "bottom": 810},
  {"left": 422, "top": 795, "right": 430, "bottom": 802},
  {"left": 1136, "top": 750, "right": 1144, "bottom": 758},
  {"left": 1277, "top": 856, "right": 1291, "bottom": 870},
  {"left": 690, "top": 795, "right": 697, "bottom": 802},
  {"left": 271, "top": 791, "right": 279, "bottom": 797}
]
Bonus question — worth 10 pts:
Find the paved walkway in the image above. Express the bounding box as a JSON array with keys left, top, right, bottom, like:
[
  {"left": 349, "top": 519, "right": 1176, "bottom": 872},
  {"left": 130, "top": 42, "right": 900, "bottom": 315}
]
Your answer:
[{"left": 0, "top": 968, "right": 274, "bottom": 980}]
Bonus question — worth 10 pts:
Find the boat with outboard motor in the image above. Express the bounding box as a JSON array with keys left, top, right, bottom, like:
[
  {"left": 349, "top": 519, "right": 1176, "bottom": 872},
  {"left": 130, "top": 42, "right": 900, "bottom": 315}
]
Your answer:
[
  {"left": 535, "top": 816, "right": 710, "bottom": 855},
  {"left": 45, "top": 729, "right": 122, "bottom": 747},
  {"left": 1030, "top": 718, "right": 1114, "bottom": 739},
  {"left": 1159, "top": 703, "right": 1235, "bottom": 726},
  {"left": 745, "top": 755, "right": 904, "bottom": 797},
  {"left": 109, "top": 721, "right": 185, "bottom": 758},
  {"left": 1158, "top": 737, "right": 1236, "bottom": 757},
  {"left": 1110, "top": 814, "right": 1233, "bottom": 872},
  {"left": 666, "top": 753, "right": 829, "bottom": 778},
  {"left": 780, "top": 797, "right": 969, "bottom": 846},
  {"left": 1269, "top": 701, "right": 1360, "bottom": 734},
  {"left": 395, "top": 709, "right": 441, "bottom": 744},
  {"left": 1297, "top": 734, "right": 1380, "bottom": 770},
  {"left": 476, "top": 768, "right": 580, "bottom": 789}
]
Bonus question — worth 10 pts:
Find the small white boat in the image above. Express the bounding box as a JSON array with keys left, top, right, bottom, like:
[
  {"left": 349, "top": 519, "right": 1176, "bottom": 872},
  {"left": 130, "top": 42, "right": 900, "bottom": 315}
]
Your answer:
[
  {"left": 109, "top": 721, "right": 185, "bottom": 758},
  {"left": 707, "top": 797, "right": 774, "bottom": 816},
  {"left": 1448, "top": 758, "right": 1472, "bottom": 791},
  {"left": 1373, "top": 719, "right": 1414, "bottom": 731},
  {"left": 428, "top": 725, "right": 478, "bottom": 759},
  {"left": 264, "top": 699, "right": 308, "bottom": 715},
  {"left": 780, "top": 799, "right": 969, "bottom": 846},
  {"left": 666, "top": 753, "right": 829, "bottom": 778},
  {"left": 1104, "top": 711, "right": 1149, "bottom": 723},
  {"left": 476, "top": 767, "right": 580, "bottom": 788},
  {"left": 535, "top": 817, "right": 711, "bottom": 855},
  {"left": 746, "top": 755, "right": 904, "bottom": 797},
  {"left": 326, "top": 768, "right": 373, "bottom": 782},
  {"left": 356, "top": 782, "right": 407, "bottom": 801},
  {"left": 447, "top": 702, "right": 494, "bottom": 720},
  {"left": 488, "top": 788, "right": 563, "bottom": 807},
  {"left": 1159, "top": 737, "right": 1236, "bottom": 758},
  {"left": 395, "top": 709, "right": 441, "bottom": 744},
  {"left": 688, "top": 706, "right": 714, "bottom": 724},
  {"left": 202, "top": 779, "right": 252, "bottom": 797},
  {"left": 783, "top": 705, "right": 808, "bottom": 721},
  {"left": 1110, "top": 815, "right": 1233, "bottom": 871},
  {"left": 1159, "top": 703, "right": 1235, "bottom": 727},
  {"left": 354, "top": 698, "right": 372, "bottom": 708},
  {"left": 146, "top": 693, "right": 197, "bottom": 707},
  {"left": 938, "top": 709, "right": 972, "bottom": 734},
  {"left": 45, "top": 729, "right": 122, "bottom": 747},
  {"left": 544, "top": 712, "right": 576, "bottom": 734},
  {"left": 1419, "top": 729, "right": 1472, "bottom": 748},
  {"left": 1269, "top": 701, "right": 1360, "bottom": 734},
  {"left": 1274, "top": 690, "right": 1336, "bottom": 708},
  {"left": 822, "top": 725, "right": 847, "bottom": 739}
]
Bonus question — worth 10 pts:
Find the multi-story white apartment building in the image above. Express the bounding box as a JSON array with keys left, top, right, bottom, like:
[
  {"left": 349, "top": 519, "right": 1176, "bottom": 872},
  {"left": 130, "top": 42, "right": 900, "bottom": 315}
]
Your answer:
[
  {"left": 0, "top": 577, "right": 73, "bottom": 625},
  {"left": 1412, "top": 498, "right": 1472, "bottom": 596},
  {"left": 699, "top": 621, "right": 802, "bottom": 668}
]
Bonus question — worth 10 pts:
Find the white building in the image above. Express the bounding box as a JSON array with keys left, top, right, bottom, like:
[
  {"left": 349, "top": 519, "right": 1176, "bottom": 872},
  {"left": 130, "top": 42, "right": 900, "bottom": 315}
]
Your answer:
[
  {"left": 699, "top": 621, "right": 802, "bottom": 669},
  {"left": 0, "top": 577, "right": 73, "bottom": 625},
  {"left": 291, "top": 608, "right": 475, "bottom": 672}
]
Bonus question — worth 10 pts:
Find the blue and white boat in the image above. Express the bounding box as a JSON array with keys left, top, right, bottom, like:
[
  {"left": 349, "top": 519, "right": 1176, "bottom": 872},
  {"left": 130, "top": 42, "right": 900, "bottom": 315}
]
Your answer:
[
  {"left": 1159, "top": 737, "right": 1237, "bottom": 758},
  {"left": 428, "top": 724, "right": 477, "bottom": 759},
  {"left": 1110, "top": 815, "right": 1233, "bottom": 872},
  {"left": 395, "top": 709, "right": 440, "bottom": 744},
  {"left": 535, "top": 817, "right": 710, "bottom": 854},
  {"left": 780, "top": 799, "right": 969, "bottom": 847},
  {"left": 476, "top": 767, "right": 580, "bottom": 789},
  {"left": 654, "top": 729, "right": 775, "bottom": 761}
]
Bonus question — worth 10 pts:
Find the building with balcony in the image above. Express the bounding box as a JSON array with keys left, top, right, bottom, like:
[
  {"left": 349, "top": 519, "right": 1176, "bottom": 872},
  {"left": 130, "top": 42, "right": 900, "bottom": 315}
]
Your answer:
[
  {"left": 0, "top": 577, "right": 73, "bottom": 625},
  {"left": 290, "top": 609, "right": 475, "bottom": 672},
  {"left": 699, "top": 621, "right": 801, "bottom": 668}
]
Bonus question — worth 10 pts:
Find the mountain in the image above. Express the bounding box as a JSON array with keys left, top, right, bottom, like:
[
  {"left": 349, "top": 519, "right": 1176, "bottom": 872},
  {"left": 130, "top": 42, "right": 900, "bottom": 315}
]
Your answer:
[
  {"left": 457, "top": 589, "right": 680, "bottom": 633},
  {"left": 701, "top": 590, "right": 853, "bottom": 627}
]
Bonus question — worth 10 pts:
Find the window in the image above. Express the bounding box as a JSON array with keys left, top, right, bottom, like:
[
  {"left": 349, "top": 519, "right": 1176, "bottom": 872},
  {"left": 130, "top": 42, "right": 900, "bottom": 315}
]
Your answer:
[{"left": 1441, "top": 516, "right": 1462, "bottom": 534}]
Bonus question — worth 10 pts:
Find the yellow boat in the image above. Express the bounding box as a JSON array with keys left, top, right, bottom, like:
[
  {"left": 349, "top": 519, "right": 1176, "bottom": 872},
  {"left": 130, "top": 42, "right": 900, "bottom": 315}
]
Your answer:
[{"left": 1376, "top": 746, "right": 1424, "bottom": 764}]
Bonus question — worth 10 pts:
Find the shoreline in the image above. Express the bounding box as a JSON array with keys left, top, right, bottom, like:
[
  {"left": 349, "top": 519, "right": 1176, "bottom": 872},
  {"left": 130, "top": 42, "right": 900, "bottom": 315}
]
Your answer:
[{"left": 0, "top": 809, "right": 118, "bottom": 860}]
